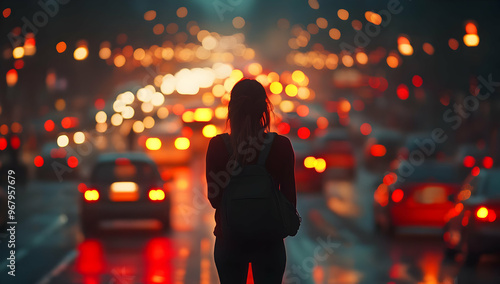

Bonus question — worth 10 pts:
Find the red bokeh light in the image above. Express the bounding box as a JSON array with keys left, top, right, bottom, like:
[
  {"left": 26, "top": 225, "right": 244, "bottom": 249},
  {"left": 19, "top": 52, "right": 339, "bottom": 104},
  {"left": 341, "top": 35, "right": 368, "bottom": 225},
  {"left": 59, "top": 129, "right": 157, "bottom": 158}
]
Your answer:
[
  {"left": 94, "top": 98, "right": 105, "bottom": 110},
  {"left": 472, "top": 166, "right": 480, "bottom": 176},
  {"left": 10, "top": 136, "right": 20, "bottom": 150},
  {"left": 412, "top": 75, "right": 423, "bottom": 87},
  {"left": 463, "top": 155, "right": 475, "bottom": 168},
  {"left": 34, "top": 156, "right": 44, "bottom": 167},
  {"left": 297, "top": 127, "right": 310, "bottom": 139},
  {"left": 370, "top": 144, "right": 386, "bottom": 157},
  {"left": 482, "top": 156, "right": 494, "bottom": 169},
  {"left": 0, "top": 138, "right": 7, "bottom": 150},
  {"left": 392, "top": 189, "right": 404, "bottom": 203},
  {"left": 396, "top": 84, "right": 409, "bottom": 100},
  {"left": 360, "top": 123, "right": 372, "bottom": 136},
  {"left": 44, "top": 119, "right": 55, "bottom": 132},
  {"left": 277, "top": 122, "right": 290, "bottom": 135},
  {"left": 67, "top": 156, "right": 79, "bottom": 168}
]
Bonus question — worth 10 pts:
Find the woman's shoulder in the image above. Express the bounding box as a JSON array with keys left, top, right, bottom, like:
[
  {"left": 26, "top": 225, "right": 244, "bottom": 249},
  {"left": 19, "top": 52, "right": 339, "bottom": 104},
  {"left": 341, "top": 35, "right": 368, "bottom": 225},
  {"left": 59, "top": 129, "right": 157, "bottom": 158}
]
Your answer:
[{"left": 271, "top": 133, "right": 293, "bottom": 150}]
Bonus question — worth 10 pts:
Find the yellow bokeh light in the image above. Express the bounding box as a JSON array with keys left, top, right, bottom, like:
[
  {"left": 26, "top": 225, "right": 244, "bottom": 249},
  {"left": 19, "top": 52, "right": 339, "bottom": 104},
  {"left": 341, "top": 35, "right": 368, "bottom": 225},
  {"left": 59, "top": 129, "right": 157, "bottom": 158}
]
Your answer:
[
  {"left": 356, "top": 52, "right": 368, "bottom": 64},
  {"left": 57, "top": 135, "right": 69, "bottom": 147},
  {"left": 202, "top": 124, "right": 217, "bottom": 138},
  {"left": 111, "top": 113, "right": 123, "bottom": 126},
  {"left": 463, "top": 34, "right": 479, "bottom": 47},
  {"left": 99, "top": 47, "right": 111, "bottom": 59},
  {"left": 297, "top": 87, "right": 311, "bottom": 100},
  {"left": 386, "top": 55, "right": 399, "bottom": 68},
  {"left": 114, "top": 55, "right": 126, "bottom": 67},
  {"left": 194, "top": 108, "right": 213, "bottom": 122},
  {"left": 157, "top": 107, "right": 169, "bottom": 119},
  {"left": 279, "top": 100, "right": 294, "bottom": 112},
  {"left": 215, "top": 106, "right": 228, "bottom": 119},
  {"left": 476, "top": 207, "right": 488, "bottom": 218},
  {"left": 292, "top": 70, "right": 305, "bottom": 83},
  {"left": 74, "top": 47, "right": 88, "bottom": 60},
  {"left": 304, "top": 156, "right": 317, "bottom": 168},
  {"left": 175, "top": 137, "right": 190, "bottom": 150},
  {"left": 315, "top": 158, "right": 326, "bottom": 173},
  {"left": 270, "top": 82, "right": 283, "bottom": 94},
  {"left": 398, "top": 43, "right": 414, "bottom": 56},
  {"left": 182, "top": 111, "right": 194, "bottom": 123},
  {"left": 95, "top": 111, "right": 107, "bottom": 123},
  {"left": 248, "top": 63, "right": 262, "bottom": 76},
  {"left": 268, "top": 72, "right": 280, "bottom": 83},
  {"left": 342, "top": 55, "right": 354, "bottom": 67},
  {"left": 146, "top": 137, "right": 162, "bottom": 150},
  {"left": 230, "top": 69, "right": 244, "bottom": 82},
  {"left": 143, "top": 116, "right": 155, "bottom": 129},
  {"left": 132, "top": 121, "right": 145, "bottom": 133},
  {"left": 285, "top": 84, "right": 298, "bottom": 97},
  {"left": 13, "top": 47, "right": 24, "bottom": 59},
  {"left": 73, "top": 131, "right": 85, "bottom": 144}
]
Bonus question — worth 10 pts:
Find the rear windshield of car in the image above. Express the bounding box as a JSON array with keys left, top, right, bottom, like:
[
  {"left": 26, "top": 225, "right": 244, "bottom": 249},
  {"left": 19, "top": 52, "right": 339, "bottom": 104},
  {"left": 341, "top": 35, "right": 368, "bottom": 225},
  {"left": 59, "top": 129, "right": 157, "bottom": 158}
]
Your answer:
[
  {"left": 397, "top": 164, "right": 460, "bottom": 184},
  {"left": 91, "top": 161, "right": 159, "bottom": 183},
  {"left": 484, "top": 173, "right": 500, "bottom": 197}
]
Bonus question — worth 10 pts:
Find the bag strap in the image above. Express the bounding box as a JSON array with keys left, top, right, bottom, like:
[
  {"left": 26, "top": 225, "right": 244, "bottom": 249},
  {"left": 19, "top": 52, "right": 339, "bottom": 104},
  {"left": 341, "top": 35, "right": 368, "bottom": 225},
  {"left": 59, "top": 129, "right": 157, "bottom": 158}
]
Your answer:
[
  {"left": 221, "top": 133, "right": 232, "bottom": 155},
  {"left": 257, "top": 132, "right": 276, "bottom": 166}
]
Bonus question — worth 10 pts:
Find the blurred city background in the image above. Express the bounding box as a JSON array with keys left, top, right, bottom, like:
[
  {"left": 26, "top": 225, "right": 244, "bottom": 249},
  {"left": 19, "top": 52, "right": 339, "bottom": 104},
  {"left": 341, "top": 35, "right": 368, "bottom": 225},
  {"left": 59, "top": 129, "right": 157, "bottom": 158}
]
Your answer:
[{"left": 1, "top": 0, "right": 500, "bottom": 283}]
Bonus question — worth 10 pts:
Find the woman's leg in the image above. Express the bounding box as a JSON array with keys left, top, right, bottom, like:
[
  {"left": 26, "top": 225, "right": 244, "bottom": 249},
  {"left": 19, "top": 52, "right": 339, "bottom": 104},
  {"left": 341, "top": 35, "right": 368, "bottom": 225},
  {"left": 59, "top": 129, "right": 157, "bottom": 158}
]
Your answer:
[
  {"left": 250, "top": 239, "right": 286, "bottom": 284},
  {"left": 214, "top": 238, "right": 249, "bottom": 284}
]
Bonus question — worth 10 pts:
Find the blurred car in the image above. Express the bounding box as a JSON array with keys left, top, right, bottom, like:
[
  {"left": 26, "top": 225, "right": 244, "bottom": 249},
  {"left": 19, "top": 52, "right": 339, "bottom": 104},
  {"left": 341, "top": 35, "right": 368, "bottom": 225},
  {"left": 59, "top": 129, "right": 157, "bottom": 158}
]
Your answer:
[
  {"left": 80, "top": 152, "right": 170, "bottom": 233},
  {"left": 314, "top": 129, "right": 356, "bottom": 179},
  {"left": 34, "top": 142, "right": 78, "bottom": 180},
  {"left": 454, "top": 143, "right": 494, "bottom": 177},
  {"left": 289, "top": 138, "right": 323, "bottom": 193},
  {"left": 363, "top": 129, "right": 404, "bottom": 173},
  {"left": 443, "top": 168, "right": 500, "bottom": 266},
  {"left": 375, "top": 160, "right": 461, "bottom": 234},
  {"left": 141, "top": 118, "right": 192, "bottom": 167}
]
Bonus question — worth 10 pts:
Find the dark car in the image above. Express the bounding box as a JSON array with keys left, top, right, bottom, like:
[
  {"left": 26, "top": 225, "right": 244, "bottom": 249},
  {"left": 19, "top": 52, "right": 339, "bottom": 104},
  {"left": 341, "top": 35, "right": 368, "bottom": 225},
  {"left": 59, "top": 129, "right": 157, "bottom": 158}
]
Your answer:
[
  {"left": 375, "top": 161, "right": 462, "bottom": 235},
  {"left": 443, "top": 168, "right": 500, "bottom": 266},
  {"left": 455, "top": 144, "right": 494, "bottom": 177},
  {"left": 34, "top": 142, "right": 78, "bottom": 181},
  {"left": 363, "top": 129, "right": 404, "bottom": 173},
  {"left": 314, "top": 129, "right": 356, "bottom": 179},
  {"left": 80, "top": 152, "right": 170, "bottom": 234},
  {"left": 289, "top": 138, "right": 323, "bottom": 193}
]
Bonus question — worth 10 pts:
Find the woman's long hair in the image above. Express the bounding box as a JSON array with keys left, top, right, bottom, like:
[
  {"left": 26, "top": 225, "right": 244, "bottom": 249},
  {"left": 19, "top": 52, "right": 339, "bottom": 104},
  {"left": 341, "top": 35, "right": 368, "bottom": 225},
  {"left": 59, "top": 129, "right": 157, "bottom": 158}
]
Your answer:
[{"left": 226, "top": 79, "right": 273, "bottom": 164}]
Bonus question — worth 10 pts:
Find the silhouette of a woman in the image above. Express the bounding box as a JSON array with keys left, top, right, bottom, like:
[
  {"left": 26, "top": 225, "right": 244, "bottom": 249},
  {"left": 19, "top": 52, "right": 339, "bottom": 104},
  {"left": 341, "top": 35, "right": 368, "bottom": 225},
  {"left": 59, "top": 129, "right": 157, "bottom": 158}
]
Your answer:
[{"left": 206, "top": 79, "right": 296, "bottom": 283}]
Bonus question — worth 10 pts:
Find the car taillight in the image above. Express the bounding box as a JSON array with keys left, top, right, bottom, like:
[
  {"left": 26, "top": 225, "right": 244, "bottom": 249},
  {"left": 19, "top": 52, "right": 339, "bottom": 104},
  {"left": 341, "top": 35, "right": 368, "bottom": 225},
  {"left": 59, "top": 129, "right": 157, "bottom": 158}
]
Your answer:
[
  {"left": 391, "top": 189, "right": 404, "bottom": 203},
  {"left": 370, "top": 144, "right": 386, "bottom": 157},
  {"left": 482, "top": 156, "right": 494, "bottom": 169},
  {"left": 475, "top": 206, "right": 497, "bottom": 222},
  {"left": 149, "top": 188, "right": 165, "bottom": 201},
  {"left": 463, "top": 155, "right": 475, "bottom": 168},
  {"left": 84, "top": 189, "right": 99, "bottom": 202}
]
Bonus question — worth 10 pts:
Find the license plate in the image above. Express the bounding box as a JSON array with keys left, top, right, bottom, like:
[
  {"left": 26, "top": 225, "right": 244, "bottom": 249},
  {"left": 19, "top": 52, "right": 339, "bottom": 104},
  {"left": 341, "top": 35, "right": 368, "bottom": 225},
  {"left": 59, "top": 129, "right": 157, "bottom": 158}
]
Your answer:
[
  {"left": 109, "top": 182, "right": 139, "bottom": 202},
  {"left": 413, "top": 186, "right": 447, "bottom": 204}
]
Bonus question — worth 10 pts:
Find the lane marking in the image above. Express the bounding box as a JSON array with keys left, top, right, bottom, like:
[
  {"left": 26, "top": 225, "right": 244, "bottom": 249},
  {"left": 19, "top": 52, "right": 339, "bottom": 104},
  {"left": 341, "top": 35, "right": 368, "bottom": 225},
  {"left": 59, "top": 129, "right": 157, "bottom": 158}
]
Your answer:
[
  {"left": 35, "top": 249, "right": 77, "bottom": 284},
  {"left": 0, "top": 214, "right": 68, "bottom": 272}
]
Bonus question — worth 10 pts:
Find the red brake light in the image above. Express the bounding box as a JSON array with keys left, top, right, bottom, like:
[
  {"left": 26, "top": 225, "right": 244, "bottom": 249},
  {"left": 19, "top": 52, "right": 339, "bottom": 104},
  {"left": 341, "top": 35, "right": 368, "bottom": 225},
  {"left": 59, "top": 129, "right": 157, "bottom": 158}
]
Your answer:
[
  {"left": 476, "top": 206, "right": 497, "bottom": 222},
  {"left": 463, "top": 155, "right": 475, "bottom": 168},
  {"left": 391, "top": 189, "right": 404, "bottom": 203},
  {"left": 84, "top": 189, "right": 99, "bottom": 202},
  {"left": 34, "top": 155, "right": 44, "bottom": 167},
  {"left": 370, "top": 144, "right": 386, "bottom": 157},
  {"left": 483, "top": 156, "right": 494, "bottom": 169},
  {"left": 149, "top": 188, "right": 165, "bottom": 201}
]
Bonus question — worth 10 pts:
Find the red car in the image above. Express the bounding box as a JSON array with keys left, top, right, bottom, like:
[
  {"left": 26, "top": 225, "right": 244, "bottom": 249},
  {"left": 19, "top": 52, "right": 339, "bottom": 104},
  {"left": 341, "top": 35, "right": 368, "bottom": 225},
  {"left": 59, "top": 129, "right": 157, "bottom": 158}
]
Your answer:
[
  {"left": 375, "top": 161, "right": 461, "bottom": 234},
  {"left": 443, "top": 168, "right": 500, "bottom": 266}
]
